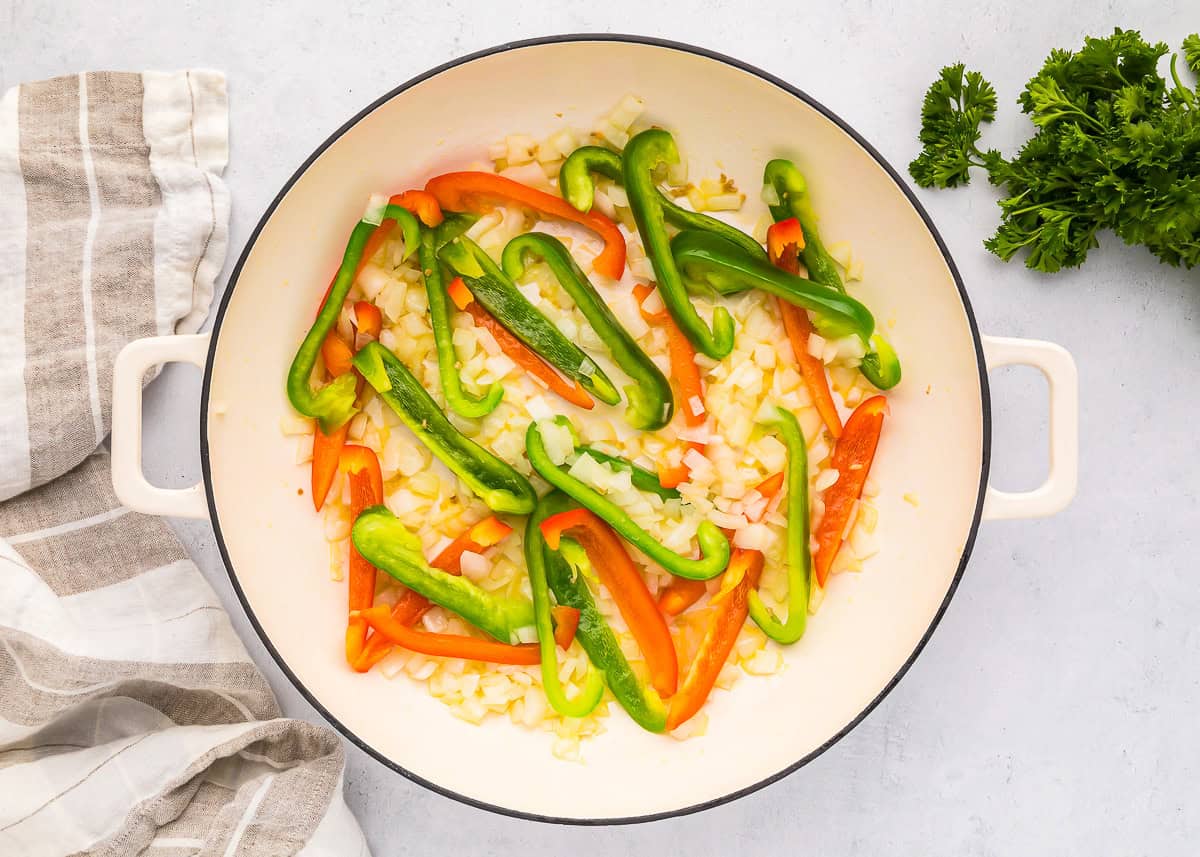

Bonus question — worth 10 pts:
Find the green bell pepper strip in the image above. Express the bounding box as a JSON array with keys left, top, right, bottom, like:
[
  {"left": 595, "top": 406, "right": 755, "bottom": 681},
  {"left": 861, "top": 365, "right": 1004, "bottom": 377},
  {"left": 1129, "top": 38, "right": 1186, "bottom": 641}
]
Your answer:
[
  {"left": 747, "top": 407, "right": 811, "bottom": 644},
  {"left": 560, "top": 146, "right": 768, "bottom": 262},
  {"left": 670, "top": 229, "right": 875, "bottom": 342},
  {"left": 623, "top": 130, "right": 735, "bottom": 360},
  {"left": 574, "top": 445, "right": 679, "bottom": 501},
  {"left": 526, "top": 418, "right": 731, "bottom": 580},
  {"left": 352, "top": 506, "right": 534, "bottom": 643},
  {"left": 533, "top": 491, "right": 668, "bottom": 732},
  {"left": 439, "top": 237, "right": 620, "bottom": 405},
  {"left": 524, "top": 495, "right": 607, "bottom": 718},
  {"left": 501, "top": 232, "right": 673, "bottom": 430},
  {"left": 420, "top": 227, "right": 504, "bottom": 418},
  {"left": 352, "top": 342, "right": 536, "bottom": 515},
  {"left": 286, "top": 203, "right": 422, "bottom": 433},
  {"left": 763, "top": 159, "right": 901, "bottom": 389}
]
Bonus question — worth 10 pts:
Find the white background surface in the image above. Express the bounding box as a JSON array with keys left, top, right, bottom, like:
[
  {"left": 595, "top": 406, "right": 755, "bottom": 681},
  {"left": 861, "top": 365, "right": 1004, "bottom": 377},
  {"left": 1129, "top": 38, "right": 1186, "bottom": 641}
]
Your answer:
[{"left": 3, "top": 1, "right": 1198, "bottom": 854}]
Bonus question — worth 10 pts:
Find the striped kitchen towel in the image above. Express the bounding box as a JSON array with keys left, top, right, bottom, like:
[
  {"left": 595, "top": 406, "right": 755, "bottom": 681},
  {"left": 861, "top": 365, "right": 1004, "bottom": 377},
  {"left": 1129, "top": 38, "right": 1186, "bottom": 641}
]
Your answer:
[{"left": 0, "top": 72, "right": 369, "bottom": 856}]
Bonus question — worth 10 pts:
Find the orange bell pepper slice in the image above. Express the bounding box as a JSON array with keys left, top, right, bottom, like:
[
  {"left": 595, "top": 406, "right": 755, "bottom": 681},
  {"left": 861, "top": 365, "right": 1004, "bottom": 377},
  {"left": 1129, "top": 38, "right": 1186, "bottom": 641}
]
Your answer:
[
  {"left": 352, "top": 516, "right": 514, "bottom": 673},
  {"left": 340, "top": 445, "right": 383, "bottom": 665},
  {"left": 311, "top": 333, "right": 357, "bottom": 512},
  {"left": 551, "top": 605, "right": 581, "bottom": 650},
  {"left": 634, "top": 281, "right": 707, "bottom": 491},
  {"left": 813, "top": 395, "right": 886, "bottom": 586},
  {"left": 425, "top": 171, "right": 626, "bottom": 279},
  {"left": 766, "top": 216, "right": 805, "bottom": 264},
  {"left": 768, "top": 220, "right": 842, "bottom": 439},
  {"left": 448, "top": 277, "right": 594, "bottom": 410},
  {"left": 666, "top": 548, "right": 764, "bottom": 730},
  {"left": 355, "top": 605, "right": 540, "bottom": 665},
  {"left": 388, "top": 190, "right": 443, "bottom": 227},
  {"left": 541, "top": 508, "right": 678, "bottom": 697},
  {"left": 353, "top": 301, "right": 382, "bottom": 341}
]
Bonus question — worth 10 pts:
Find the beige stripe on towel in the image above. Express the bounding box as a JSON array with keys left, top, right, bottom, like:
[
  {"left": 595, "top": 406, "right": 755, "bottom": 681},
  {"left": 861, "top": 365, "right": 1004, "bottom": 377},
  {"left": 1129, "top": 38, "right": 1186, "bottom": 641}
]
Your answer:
[{"left": 18, "top": 75, "right": 95, "bottom": 489}]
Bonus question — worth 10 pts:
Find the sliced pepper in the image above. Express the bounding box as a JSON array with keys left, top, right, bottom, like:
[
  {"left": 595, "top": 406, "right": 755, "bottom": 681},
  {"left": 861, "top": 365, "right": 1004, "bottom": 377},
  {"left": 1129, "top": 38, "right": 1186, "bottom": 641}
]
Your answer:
[
  {"left": 356, "top": 605, "right": 539, "bottom": 665},
  {"left": 352, "top": 342, "right": 536, "bottom": 515},
  {"left": 448, "top": 276, "right": 594, "bottom": 410},
  {"left": 671, "top": 229, "right": 875, "bottom": 342},
  {"left": 623, "top": 130, "right": 735, "bottom": 359},
  {"left": 311, "top": 330, "right": 356, "bottom": 513},
  {"left": 425, "top": 171, "right": 626, "bottom": 279},
  {"left": 502, "top": 232, "right": 674, "bottom": 430},
  {"left": 523, "top": 498, "right": 607, "bottom": 718},
  {"left": 666, "top": 548, "right": 764, "bottom": 730},
  {"left": 540, "top": 507, "right": 678, "bottom": 697},
  {"left": 747, "top": 407, "right": 811, "bottom": 644},
  {"left": 574, "top": 445, "right": 680, "bottom": 501},
  {"left": 352, "top": 506, "right": 534, "bottom": 643},
  {"left": 814, "top": 395, "right": 887, "bottom": 587},
  {"left": 440, "top": 237, "right": 620, "bottom": 405},
  {"left": 354, "top": 515, "right": 513, "bottom": 673},
  {"left": 389, "top": 189, "right": 443, "bottom": 227},
  {"left": 767, "top": 221, "right": 843, "bottom": 439},
  {"left": 763, "top": 159, "right": 901, "bottom": 390},
  {"left": 534, "top": 491, "right": 668, "bottom": 732},
  {"left": 551, "top": 606, "right": 580, "bottom": 650},
  {"left": 632, "top": 281, "right": 708, "bottom": 490},
  {"left": 420, "top": 228, "right": 504, "bottom": 418},
  {"left": 560, "top": 145, "right": 767, "bottom": 261},
  {"left": 287, "top": 202, "right": 422, "bottom": 432},
  {"left": 526, "top": 418, "right": 731, "bottom": 580},
  {"left": 341, "top": 445, "right": 383, "bottom": 665}
]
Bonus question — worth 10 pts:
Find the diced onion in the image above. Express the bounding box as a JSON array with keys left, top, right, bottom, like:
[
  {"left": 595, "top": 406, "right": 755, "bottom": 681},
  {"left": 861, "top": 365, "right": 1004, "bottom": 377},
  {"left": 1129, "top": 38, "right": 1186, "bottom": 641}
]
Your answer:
[
  {"left": 362, "top": 192, "right": 388, "bottom": 225},
  {"left": 459, "top": 550, "right": 491, "bottom": 581}
]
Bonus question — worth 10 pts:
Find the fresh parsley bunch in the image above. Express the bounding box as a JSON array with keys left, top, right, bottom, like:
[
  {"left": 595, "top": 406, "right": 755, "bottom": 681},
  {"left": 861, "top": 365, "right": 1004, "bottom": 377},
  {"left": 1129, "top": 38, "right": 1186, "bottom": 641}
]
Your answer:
[{"left": 910, "top": 29, "right": 1200, "bottom": 272}]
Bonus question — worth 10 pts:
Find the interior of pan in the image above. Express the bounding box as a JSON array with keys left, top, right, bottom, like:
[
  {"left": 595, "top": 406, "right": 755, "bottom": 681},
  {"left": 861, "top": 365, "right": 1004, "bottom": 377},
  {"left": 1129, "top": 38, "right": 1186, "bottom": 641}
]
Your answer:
[{"left": 202, "top": 37, "right": 987, "bottom": 822}]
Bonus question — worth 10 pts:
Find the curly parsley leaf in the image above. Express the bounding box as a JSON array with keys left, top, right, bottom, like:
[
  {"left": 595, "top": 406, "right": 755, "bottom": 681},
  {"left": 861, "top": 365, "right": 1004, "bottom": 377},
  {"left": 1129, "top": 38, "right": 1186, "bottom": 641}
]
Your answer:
[
  {"left": 1183, "top": 34, "right": 1200, "bottom": 73},
  {"left": 908, "top": 63, "right": 998, "bottom": 188},
  {"left": 910, "top": 29, "right": 1200, "bottom": 272}
]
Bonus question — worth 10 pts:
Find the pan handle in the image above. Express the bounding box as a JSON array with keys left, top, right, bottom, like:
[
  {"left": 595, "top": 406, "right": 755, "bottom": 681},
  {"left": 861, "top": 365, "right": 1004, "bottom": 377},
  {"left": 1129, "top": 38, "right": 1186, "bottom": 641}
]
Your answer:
[
  {"left": 111, "top": 334, "right": 211, "bottom": 519},
  {"left": 980, "top": 335, "right": 1078, "bottom": 520}
]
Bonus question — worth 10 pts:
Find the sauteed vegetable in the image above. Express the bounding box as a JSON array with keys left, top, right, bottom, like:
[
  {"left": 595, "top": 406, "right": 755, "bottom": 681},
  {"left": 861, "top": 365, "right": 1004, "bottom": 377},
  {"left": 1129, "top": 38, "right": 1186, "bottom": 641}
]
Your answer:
[{"left": 283, "top": 97, "right": 897, "bottom": 753}]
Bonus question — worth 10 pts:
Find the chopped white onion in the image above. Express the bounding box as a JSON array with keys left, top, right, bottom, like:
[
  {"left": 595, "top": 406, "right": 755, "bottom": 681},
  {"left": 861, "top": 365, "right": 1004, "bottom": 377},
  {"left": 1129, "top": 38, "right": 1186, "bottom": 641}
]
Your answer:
[
  {"left": 459, "top": 550, "right": 491, "bottom": 582},
  {"left": 362, "top": 192, "right": 388, "bottom": 225}
]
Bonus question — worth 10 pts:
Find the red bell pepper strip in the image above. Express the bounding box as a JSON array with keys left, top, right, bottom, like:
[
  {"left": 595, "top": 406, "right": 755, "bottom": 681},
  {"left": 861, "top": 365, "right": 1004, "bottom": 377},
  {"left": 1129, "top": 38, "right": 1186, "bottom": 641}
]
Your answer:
[
  {"left": 540, "top": 508, "right": 678, "bottom": 697},
  {"left": 633, "top": 282, "right": 707, "bottom": 489},
  {"left": 321, "top": 331, "right": 356, "bottom": 377},
  {"left": 388, "top": 190, "right": 443, "bottom": 227},
  {"left": 311, "top": 333, "right": 357, "bottom": 512},
  {"left": 425, "top": 172, "right": 626, "bottom": 279},
  {"left": 341, "top": 445, "right": 383, "bottom": 665},
  {"left": 447, "top": 277, "right": 595, "bottom": 410},
  {"left": 658, "top": 471, "right": 785, "bottom": 617},
  {"left": 352, "top": 516, "right": 514, "bottom": 673},
  {"left": 312, "top": 423, "right": 349, "bottom": 513},
  {"left": 666, "top": 548, "right": 764, "bottom": 730},
  {"left": 658, "top": 578, "right": 707, "bottom": 618},
  {"left": 355, "top": 605, "right": 540, "bottom": 665},
  {"left": 766, "top": 216, "right": 805, "bottom": 264},
  {"left": 813, "top": 395, "right": 887, "bottom": 587},
  {"left": 551, "top": 605, "right": 581, "bottom": 650},
  {"left": 768, "top": 220, "right": 842, "bottom": 439},
  {"left": 353, "top": 300, "right": 382, "bottom": 340}
]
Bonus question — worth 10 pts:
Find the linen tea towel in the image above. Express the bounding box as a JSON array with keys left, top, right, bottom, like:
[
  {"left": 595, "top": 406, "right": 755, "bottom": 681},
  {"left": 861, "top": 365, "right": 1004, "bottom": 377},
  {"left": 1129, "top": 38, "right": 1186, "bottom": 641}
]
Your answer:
[{"left": 0, "top": 70, "right": 369, "bottom": 857}]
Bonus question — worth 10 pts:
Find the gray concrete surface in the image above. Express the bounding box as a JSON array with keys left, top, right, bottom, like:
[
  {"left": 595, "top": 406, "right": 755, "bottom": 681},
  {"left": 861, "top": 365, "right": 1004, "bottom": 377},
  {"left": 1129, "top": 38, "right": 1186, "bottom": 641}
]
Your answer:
[{"left": 4, "top": 1, "right": 1197, "bottom": 854}]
